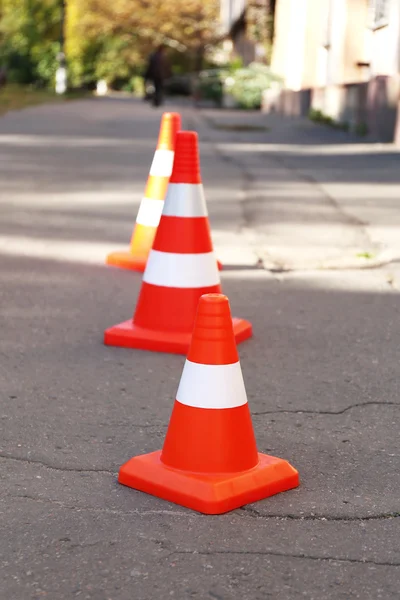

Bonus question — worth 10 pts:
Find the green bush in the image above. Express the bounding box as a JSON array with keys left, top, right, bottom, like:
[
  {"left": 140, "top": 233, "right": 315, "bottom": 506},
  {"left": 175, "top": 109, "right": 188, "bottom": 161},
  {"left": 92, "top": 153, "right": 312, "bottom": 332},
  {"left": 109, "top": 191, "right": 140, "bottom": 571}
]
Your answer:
[
  {"left": 131, "top": 76, "right": 145, "bottom": 96},
  {"left": 309, "top": 108, "right": 323, "bottom": 122},
  {"left": 228, "top": 56, "right": 244, "bottom": 72},
  {"left": 33, "top": 41, "right": 60, "bottom": 86},
  {"left": 194, "top": 63, "right": 281, "bottom": 109},
  {"left": 195, "top": 69, "right": 227, "bottom": 105},
  {"left": 309, "top": 108, "right": 334, "bottom": 125},
  {"left": 224, "top": 63, "right": 282, "bottom": 109}
]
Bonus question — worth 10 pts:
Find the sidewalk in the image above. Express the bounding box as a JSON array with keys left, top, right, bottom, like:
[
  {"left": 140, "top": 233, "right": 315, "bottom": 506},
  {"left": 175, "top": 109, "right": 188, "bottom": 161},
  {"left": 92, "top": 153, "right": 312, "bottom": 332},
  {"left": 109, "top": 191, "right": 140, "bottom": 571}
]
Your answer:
[
  {"left": 191, "top": 107, "right": 400, "bottom": 271},
  {"left": 0, "top": 97, "right": 399, "bottom": 600}
]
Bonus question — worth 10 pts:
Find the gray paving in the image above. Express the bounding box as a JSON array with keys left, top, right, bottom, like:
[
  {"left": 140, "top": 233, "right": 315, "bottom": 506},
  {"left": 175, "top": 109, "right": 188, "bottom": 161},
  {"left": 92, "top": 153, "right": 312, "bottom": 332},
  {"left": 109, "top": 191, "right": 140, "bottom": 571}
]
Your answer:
[
  {"left": 0, "top": 97, "right": 399, "bottom": 600},
  {"left": 193, "top": 109, "right": 400, "bottom": 270}
]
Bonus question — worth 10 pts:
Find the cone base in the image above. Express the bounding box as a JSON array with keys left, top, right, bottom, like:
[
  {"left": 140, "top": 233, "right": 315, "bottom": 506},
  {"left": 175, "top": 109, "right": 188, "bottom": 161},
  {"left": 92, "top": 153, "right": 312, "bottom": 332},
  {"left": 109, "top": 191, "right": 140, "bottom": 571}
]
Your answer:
[
  {"left": 118, "top": 451, "right": 299, "bottom": 515},
  {"left": 106, "top": 251, "right": 222, "bottom": 274},
  {"left": 104, "top": 317, "right": 252, "bottom": 355},
  {"left": 106, "top": 251, "right": 146, "bottom": 273}
]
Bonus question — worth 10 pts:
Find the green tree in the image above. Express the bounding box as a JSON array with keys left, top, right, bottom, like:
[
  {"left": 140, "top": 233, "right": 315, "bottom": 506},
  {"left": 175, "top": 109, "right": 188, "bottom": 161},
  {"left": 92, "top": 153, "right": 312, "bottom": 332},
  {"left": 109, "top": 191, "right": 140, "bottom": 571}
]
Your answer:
[
  {"left": 0, "top": 0, "right": 62, "bottom": 85},
  {"left": 0, "top": 0, "right": 220, "bottom": 88},
  {"left": 66, "top": 0, "right": 220, "bottom": 87}
]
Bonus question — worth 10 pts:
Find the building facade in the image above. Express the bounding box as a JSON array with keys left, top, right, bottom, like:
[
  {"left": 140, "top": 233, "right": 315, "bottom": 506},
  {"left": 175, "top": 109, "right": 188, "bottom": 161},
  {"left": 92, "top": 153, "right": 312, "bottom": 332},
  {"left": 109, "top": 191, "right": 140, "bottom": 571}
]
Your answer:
[
  {"left": 219, "top": 0, "right": 265, "bottom": 65},
  {"left": 220, "top": 0, "right": 247, "bottom": 33},
  {"left": 266, "top": 0, "right": 400, "bottom": 142}
]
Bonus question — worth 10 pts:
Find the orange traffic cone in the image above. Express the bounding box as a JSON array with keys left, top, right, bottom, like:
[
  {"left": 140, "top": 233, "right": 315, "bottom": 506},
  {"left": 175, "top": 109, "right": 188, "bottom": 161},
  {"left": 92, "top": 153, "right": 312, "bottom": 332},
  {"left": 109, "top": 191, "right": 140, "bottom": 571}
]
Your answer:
[
  {"left": 104, "top": 131, "right": 250, "bottom": 355},
  {"left": 119, "top": 293, "right": 299, "bottom": 514},
  {"left": 106, "top": 112, "right": 181, "bottom": 272}
]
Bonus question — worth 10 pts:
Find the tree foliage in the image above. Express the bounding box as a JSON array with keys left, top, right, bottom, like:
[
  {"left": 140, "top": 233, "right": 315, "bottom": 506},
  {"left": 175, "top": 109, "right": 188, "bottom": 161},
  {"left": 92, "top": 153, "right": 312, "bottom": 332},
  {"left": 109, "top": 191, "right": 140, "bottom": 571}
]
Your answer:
[
  {"left": 0, "top": 0, "right": 62, "bottom": 84},
  {"left": 66, "top": 0, "right": 220, "bottom": 86},
  {"left": 0, "top": 0, "right": 219, "bottom": 88}
]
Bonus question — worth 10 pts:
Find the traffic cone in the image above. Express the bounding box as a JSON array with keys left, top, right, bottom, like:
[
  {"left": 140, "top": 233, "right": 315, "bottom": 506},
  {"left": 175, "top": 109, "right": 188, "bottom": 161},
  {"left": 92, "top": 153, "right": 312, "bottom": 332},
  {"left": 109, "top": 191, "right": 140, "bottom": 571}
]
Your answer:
[
  {"left": 106, "top": 112, "right": 181, "bottom": 272},
  {"left": 119, "top": 293, "right": 299, "bottom": 514},
  {"left": 104, "top": 131, "right": 249, "bottom": 355}
]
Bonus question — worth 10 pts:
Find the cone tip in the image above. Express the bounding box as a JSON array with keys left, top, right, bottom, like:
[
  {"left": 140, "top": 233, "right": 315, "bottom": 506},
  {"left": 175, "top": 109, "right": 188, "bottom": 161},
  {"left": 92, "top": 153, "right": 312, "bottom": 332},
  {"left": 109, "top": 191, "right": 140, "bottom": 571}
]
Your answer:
[
  {"left": 170, "top": 131, "right": 201, "bottom": 184},
  {"left": 158, "top": 112, "right": 181, "bottom": 151},
  {"left": 199, "top": 293, "right": 229, "bottom": 308},
  {"left": 161, "top": 112, "right": 181, "bottom": 125},
  {"left": 188, "top": 294, "right": 238, "bottom": 365},
  {"left": 196, "top": 293, "right": 231, "bottom": 320},
  {"left": 176, "top": 130, "right": 198, "bottom": 142}
]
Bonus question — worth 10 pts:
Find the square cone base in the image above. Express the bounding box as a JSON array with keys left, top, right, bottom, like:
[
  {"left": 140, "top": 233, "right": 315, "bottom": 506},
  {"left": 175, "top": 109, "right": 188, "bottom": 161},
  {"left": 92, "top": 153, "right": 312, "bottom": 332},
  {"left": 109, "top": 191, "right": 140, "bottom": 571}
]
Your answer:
[
  {"left": 106, "top": 250, "right": 146, "bottom": 273},
  {"left": 118, "top": 451, "right": 299, "bottom": 515},
  {"left": 104, "top": 317, "right": 252, "bottom": 355}
]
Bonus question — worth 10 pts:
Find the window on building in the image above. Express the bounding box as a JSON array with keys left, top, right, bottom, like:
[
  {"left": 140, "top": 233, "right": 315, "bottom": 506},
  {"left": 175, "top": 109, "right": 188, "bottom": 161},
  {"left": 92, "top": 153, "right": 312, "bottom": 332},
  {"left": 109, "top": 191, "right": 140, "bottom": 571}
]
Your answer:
[{"left": 369, "top": 0, "right": 390, "bottom": 29}]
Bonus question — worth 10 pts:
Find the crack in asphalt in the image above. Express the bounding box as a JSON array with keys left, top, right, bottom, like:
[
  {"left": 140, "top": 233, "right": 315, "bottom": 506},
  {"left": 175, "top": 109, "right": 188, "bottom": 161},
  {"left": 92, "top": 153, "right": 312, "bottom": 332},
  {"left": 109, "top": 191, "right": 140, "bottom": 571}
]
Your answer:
[
  {"left": 253, "top": 400, "right": 400, "bottom": 416},
  {"left": 196, "top": 113, "right": 397, "bottom": 273},
  {"left": 0, "top": 453, "right": 114, "bottom": 475},
  {"left": 187, "top": 111, "right": 265, "bottom": 254},
  {"left": 265, "top": 255, "right": 400, "bottom": 274},
  {"left": 170, "top": 549, "right": 400, "bottom": 567},
  {"left": 239, "top": 507, "right": 400, "bottom": 522},
  {"left": 193, "top": 111, "right": 376, "bottom": 274},
  {"left": 11, "top": 494, "right": 399, "bottom": 524},
  {"left": 274, "top": 154, "right": 369, "bottom": 232},
  {"left": 212, "top": 145, "right": 263, "bottom": 244},
  {"left": 189, "top": 109, "right": 400, "bottom": 276}
]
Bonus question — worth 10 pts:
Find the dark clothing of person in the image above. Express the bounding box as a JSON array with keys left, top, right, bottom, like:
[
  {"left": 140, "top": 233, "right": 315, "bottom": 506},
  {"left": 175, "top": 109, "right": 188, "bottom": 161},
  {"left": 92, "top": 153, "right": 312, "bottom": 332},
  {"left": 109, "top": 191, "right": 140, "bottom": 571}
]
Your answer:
[
  {"left": 144, "top": 49, "right": 170, "bottom": 106},
  {"left": 0, "top": 67, "right": 7, "bottom": 88},
  {"left": 153, "top": 77, "right": 164, "bottom": 107}
]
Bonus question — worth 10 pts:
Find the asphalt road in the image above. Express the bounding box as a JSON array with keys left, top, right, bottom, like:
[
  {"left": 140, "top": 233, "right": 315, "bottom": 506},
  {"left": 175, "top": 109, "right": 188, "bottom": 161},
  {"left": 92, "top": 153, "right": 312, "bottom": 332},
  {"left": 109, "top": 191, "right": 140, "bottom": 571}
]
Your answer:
[{"left": 0, "top": 96, "right": 399, "bottom": 600}]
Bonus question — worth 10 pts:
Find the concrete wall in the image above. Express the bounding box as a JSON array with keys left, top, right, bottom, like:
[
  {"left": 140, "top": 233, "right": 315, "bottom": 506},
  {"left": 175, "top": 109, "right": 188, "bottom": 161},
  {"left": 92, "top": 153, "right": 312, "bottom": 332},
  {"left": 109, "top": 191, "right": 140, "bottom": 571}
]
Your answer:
[
  {"left": 341, "top": 0, "right": 369, "bottom": 83},
  {"left": 271, "top": 0, "right": 308, "bottom": 90},
  {"left": 302, "top": 0, "right": 330, "bottom": 88},
  {"left": 367, "top": 75, "right": 400, "bottom": 140},
  {"left": 272, "top": 0, "right": 400, "bottom": 87},
  {"left": 268, "top": 0, "right": 400, "bottom": 142},
  {"left": 368, "top": 0, "right": 400, "bottom": 76},
  {"left": 262, "top": 75, "right": 400, "bottom": 142}
]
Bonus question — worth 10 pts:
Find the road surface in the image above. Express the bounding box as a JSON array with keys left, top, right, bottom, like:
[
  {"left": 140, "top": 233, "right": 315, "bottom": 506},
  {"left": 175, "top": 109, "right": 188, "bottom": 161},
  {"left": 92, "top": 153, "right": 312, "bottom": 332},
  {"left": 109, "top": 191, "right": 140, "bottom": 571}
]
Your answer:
[{"left": 0, "top": 96, "right": 399, "bottom": 599}]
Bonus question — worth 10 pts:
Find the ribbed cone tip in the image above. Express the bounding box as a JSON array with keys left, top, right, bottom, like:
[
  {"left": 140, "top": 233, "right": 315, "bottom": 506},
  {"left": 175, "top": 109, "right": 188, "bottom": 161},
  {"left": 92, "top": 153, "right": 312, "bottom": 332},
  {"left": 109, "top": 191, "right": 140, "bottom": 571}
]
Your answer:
[
  {"left": 187, "top": 294, "right": 239, "bottom": 365},
  {"left": 157, "top": 112, "right": 181, "bottom": 150},
  {"left": 169, "top": 131, "right": 201, "bottom": 184}
]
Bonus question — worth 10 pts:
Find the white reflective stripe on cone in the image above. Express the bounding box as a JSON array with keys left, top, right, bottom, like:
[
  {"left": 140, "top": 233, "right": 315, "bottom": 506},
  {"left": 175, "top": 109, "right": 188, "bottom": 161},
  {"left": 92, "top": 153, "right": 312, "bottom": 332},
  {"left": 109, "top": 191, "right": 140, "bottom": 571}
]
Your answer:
[
  {"left": 136, "top": 198, "right": 164, "bottom": 227},
  {"left": 163, "top": 184, "right": 208, "bottom": 218},
  {"left": 143, "top": 250, "right": 220, "bottom": 288},
  {"left": 176, "top": 360, "right": 248, "bottom": 409},
  {"left": 149, "top": 150, "right": 174, "bottom": 177}
]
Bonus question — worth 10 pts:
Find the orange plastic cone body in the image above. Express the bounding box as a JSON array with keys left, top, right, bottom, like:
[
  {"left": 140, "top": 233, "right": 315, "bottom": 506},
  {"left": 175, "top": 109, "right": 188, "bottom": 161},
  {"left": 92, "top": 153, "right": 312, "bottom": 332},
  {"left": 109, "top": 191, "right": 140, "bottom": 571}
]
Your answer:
[
  {"left": 106, "top": 112, "right": 181, "bottom": 272},
  {"left": 118, "top": 294, "right": 299, "bottom": 514},
  {"left": 104, "top": 132, "right": 250, "bottom": 355}
]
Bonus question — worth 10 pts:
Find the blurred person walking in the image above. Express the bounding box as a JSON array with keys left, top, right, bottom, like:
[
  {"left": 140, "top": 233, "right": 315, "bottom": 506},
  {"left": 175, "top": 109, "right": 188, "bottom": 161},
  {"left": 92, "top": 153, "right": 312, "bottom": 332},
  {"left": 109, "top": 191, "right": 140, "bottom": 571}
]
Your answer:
[
  {"left": 144, "top": 44, "right": 171, "bottom": 107},
  {"left": 0, "top": 66, "right": 7, "bottom": 89}
]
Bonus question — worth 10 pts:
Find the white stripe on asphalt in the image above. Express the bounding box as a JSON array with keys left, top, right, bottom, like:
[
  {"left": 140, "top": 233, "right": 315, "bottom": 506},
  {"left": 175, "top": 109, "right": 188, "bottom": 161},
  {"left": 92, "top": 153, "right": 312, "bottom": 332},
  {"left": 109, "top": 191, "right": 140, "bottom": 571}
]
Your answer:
[
  {"left": 176, "top": 360, "right": 248, "bottom": 409},
  {"left": 143, "top": 250, "right": 220, "bottom": 288},
  {"left": 163, "top": 184, "right": 208, "bottom": 218}
]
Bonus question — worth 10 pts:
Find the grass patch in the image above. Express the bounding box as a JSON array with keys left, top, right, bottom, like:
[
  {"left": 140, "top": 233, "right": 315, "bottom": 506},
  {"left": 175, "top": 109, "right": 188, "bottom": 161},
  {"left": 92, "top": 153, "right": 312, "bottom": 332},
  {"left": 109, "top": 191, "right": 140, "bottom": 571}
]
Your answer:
[
  {"left": 356, "top": 251, "right": 375, "bottom": 259},
  {"left": 309, "top": 108, "right": 369, "bottom": 136},
  {"left": 0, "top": 84, "right": 91, "bottom": 116},
  {"left": 309, "top": 108, "right": 349, "bottom": 132}
]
